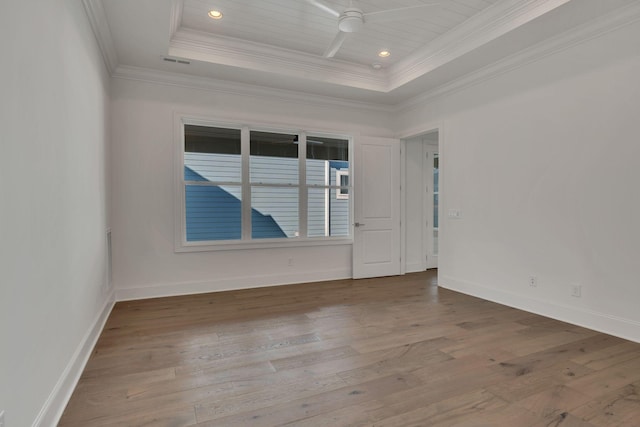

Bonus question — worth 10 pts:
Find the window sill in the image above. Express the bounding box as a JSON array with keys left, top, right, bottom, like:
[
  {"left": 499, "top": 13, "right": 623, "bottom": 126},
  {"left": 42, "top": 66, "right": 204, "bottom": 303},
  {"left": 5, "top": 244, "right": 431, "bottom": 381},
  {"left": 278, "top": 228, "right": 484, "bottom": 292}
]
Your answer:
[{"left": 175, "top": 237, "right": 353, "bottom": 253}]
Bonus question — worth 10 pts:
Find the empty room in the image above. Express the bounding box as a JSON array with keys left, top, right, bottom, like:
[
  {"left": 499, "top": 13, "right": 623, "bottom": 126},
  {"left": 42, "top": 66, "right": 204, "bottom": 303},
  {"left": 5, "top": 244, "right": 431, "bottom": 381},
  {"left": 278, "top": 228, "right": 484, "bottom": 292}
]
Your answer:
[{"left": 2, "top": 0, "right": 640, "bottom": 426}]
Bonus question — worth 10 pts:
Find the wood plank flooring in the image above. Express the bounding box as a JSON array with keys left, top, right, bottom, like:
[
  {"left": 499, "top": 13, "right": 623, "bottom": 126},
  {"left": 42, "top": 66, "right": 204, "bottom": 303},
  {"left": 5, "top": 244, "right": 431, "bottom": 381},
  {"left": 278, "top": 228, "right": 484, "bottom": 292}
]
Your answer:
[{"left": 59, "top": 271, "right": 640, "bottom": 426}]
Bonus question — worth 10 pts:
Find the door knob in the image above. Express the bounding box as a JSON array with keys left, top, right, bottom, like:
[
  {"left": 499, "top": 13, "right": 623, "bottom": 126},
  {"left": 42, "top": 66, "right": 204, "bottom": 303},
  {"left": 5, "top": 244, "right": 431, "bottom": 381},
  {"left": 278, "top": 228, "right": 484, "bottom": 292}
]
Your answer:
[{"left": 354, "top": 222, "right": 366, "bottom": 227}]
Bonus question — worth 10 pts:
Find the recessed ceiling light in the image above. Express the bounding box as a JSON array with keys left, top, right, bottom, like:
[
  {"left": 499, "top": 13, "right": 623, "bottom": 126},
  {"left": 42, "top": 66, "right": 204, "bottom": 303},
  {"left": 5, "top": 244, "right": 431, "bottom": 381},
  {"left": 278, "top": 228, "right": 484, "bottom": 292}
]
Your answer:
[
  {"left": 378, "top": 50, "right": 391, "bottom": 58},
  {"left": 208, "top": 10, "right": 223, "bottom": 19}
]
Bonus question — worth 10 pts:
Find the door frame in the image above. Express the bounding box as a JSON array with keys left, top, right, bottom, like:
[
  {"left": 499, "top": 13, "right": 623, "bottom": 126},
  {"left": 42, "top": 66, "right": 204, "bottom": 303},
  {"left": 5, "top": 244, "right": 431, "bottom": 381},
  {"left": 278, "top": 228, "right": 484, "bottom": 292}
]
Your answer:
[{"left": 399, "top": 123, "right": 443, "bottom": 274}]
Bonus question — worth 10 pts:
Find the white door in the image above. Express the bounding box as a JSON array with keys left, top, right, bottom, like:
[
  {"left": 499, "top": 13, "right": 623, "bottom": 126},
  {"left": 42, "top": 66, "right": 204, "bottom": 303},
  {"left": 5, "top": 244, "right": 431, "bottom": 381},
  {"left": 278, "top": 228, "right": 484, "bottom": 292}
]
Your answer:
[{"left": 353, "top": 136, "right": 401, "bottom": 279}]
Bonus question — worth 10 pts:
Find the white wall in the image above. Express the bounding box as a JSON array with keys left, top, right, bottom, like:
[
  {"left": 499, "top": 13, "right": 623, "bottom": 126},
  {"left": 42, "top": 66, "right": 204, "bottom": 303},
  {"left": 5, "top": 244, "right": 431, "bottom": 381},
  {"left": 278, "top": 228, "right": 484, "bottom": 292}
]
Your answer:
[
  {"left": 110, "top": 77, "right": 394, "bottom": 299},
  {"left": 395, "top": 19, "right": 640, "bottom": 342},
  {"left": 0, "top": 1, "right": 112, "bottom": 426}
]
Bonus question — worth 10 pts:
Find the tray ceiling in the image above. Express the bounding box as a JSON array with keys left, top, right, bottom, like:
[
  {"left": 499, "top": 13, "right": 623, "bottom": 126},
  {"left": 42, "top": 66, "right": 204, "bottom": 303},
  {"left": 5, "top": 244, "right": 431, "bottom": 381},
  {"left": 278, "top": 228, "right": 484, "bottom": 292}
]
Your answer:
[
  {"left": 180, "top": 0, "right": 499, "bottom": 66},
  {"left": 92, "top": 0, "right": 639, "bottom": 104}
]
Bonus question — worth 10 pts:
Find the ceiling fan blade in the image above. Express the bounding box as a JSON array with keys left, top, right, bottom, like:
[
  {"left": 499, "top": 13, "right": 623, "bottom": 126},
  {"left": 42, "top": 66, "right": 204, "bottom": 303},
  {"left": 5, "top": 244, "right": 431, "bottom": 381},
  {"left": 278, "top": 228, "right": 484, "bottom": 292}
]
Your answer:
[
  {"left": 364, "top": 3, "right": 440, "bottom": 23},
  {"left": 323, "top": 31, "right": 348, "bottom": 58},
  {"left": 306, "top": 0, "right": 341, "bottom": 18}
]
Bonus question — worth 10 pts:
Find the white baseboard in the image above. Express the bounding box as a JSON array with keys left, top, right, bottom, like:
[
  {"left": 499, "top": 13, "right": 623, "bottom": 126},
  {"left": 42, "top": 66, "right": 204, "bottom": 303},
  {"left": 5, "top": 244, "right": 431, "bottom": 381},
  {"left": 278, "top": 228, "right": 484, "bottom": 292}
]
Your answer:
[
  {"left": 116, "top": 268, "right": 352, "bottom": 301},
  {"left": 440, "top": 275, "right": 640, "bottom": 344},
  {"left": 33, "top": 290, "right": 116, "bottom": 427}
]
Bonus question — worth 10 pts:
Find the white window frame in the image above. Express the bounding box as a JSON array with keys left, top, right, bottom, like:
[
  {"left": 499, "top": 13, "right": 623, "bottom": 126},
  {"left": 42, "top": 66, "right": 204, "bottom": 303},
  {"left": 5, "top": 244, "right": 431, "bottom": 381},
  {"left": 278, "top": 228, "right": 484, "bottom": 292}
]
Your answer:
[
  {"left": 174, "top": 115, "right": 353, "bottom": 252},
  {"left": 335, "top": 170, "right": 349, "bottom": 200}
]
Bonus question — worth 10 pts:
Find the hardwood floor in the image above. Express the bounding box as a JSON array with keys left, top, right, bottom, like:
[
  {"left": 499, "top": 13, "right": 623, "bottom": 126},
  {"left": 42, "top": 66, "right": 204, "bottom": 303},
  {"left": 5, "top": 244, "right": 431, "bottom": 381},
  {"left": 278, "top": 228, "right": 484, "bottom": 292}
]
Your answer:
[{"left": 59, "top": 271, "right": 640, "bottom": 426}]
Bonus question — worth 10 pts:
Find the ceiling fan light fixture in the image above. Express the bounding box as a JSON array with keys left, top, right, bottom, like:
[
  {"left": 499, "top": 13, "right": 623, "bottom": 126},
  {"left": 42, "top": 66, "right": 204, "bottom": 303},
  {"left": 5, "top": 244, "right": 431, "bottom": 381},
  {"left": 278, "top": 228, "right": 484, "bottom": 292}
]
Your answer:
[
  {"left": 207, "top": 10, "right": 223, "bottom": 20},
  {"left": 338, "top": 9, "right": 364, "bottom": 32},
  {"left": 307, "top": 0, "right": 438, "bottom": 58}
]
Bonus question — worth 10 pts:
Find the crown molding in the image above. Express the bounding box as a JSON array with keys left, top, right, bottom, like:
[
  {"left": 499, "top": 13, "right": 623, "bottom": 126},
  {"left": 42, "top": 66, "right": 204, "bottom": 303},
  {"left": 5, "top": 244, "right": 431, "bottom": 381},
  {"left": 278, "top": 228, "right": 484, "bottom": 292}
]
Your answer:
[
  {"left": 168, "top": 29, "right": 389, "bottom": 92},
  {"left": 112, "top": 65, "right": 394, "bottom": 113},
  {"left": 81, "top": 0, "right": 118, "bottom": 74},
  {"left": 395, "top": 1, "right": 640, "bottom": 114}
]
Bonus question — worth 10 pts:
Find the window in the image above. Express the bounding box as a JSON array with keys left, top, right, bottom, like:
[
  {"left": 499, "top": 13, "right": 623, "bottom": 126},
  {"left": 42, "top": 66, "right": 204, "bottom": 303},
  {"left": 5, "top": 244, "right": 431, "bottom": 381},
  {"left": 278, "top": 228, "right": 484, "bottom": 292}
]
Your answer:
[
  {"left": 183, "top": 125, "right": 242, "bottom": 242},
  {"left": 433, "top": 153, "right": 439, "bottom": 255},
  {"left": 250, "top": 131, "right": 299, "bottom": 239},
  {"left": 306, "top": 135, "right": 350, "bottom": 237},
  {"left": 178, "top": 119, "right": 351, "bottom": 250},
  {"left": 336, "top": 170, "right": 349, "bottom": 200}
]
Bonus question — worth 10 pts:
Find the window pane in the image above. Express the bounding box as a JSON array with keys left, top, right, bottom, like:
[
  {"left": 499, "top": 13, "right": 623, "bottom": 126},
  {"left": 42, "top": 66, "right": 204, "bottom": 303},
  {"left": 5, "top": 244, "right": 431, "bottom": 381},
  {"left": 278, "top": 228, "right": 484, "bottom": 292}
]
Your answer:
[
  {"left": 250, "top": 131, "right": 298, "bottom": 184},
  {"left": 433, "top": 154, "right": 439, "bottom": 193},
  {"left": 185, "top": 184, "right": 241, "bottom": 241},
  {"left": 307, "top": 188, "right": 350, "bottom": 237},
  {"left": 306, "top": 136, "right": 349, "bottom": 161},
  {"left": 433, "top": 193, "right": 439, "bottom": 229},
  {"left": 251, "top": 186, "right": 299, "bottom": 239},
  {"left": 184, "top": 125, "right": 241, "bottom": 183},
  {"left": 306, "top": 136, "right": 349, "bottom": 238},
  {"left": 306, "top": 136, "right": 349, "bottom": 185},
  {"left": 433, "top": 153, "right": 439, "bottom": 256}
]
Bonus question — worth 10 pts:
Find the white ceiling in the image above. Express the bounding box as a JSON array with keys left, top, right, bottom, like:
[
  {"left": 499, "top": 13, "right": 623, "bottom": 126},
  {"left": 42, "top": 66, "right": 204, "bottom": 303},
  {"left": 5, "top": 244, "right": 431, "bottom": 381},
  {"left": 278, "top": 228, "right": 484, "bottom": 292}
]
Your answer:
[{"left": 92, "top": 0, "right": 638, "bottom": 105}]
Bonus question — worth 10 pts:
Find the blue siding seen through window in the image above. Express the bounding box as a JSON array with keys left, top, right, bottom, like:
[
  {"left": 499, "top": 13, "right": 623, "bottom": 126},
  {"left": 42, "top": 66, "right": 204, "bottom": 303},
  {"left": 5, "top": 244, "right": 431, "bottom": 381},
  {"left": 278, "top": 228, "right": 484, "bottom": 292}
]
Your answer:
[
  {"left": 251, "top": 186, "right": 296, "bottom": 239},
  {"left": 185, "top": 183, "right": 242, "bottom": 241}
]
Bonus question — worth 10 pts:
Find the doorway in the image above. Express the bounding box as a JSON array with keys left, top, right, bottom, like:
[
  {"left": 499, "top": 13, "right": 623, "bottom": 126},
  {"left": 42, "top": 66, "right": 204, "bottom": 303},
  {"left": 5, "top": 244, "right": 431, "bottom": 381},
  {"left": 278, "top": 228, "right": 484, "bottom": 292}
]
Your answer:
[{"left": 404, "top": 131, "right": 439, "bottom": 272}]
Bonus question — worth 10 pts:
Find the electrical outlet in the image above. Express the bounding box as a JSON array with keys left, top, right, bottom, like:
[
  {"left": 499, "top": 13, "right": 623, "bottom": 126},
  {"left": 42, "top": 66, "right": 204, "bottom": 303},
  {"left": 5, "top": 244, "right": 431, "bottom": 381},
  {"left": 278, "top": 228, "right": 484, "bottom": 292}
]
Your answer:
[
  {"left": 448, "top": 209, "right": 462, "bottom": 219},
  {"left": 571, "top": 284, "right": 582, "bottom": 297},
  {"left": 288, "top": 258, "right": 294, "bottom": 267},
  {"left": 529, "top": 276, "right": 538, "bottom": 287}
]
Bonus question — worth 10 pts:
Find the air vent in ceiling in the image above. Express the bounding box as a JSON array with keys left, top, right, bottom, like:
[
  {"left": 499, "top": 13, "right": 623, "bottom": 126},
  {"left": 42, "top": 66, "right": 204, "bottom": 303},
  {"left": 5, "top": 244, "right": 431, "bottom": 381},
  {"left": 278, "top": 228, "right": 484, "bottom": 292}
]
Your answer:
[{"left": 163, "top": 57, "right": 190, "bottom": 65}]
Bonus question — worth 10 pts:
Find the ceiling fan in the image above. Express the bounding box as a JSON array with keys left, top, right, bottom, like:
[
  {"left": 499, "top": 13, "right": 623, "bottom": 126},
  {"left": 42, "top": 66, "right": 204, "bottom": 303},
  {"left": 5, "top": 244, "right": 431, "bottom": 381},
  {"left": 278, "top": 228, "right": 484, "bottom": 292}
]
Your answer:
[{"left": 306, "top": 0, "right": 440, "bottom": 58}]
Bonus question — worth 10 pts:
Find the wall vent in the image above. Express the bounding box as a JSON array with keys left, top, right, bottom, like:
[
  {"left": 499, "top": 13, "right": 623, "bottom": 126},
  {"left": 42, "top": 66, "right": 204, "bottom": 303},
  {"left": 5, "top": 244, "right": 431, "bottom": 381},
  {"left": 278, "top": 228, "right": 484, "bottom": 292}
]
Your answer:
[{"left": 163, "top": 57, "right": 190, "bottom": 65}]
